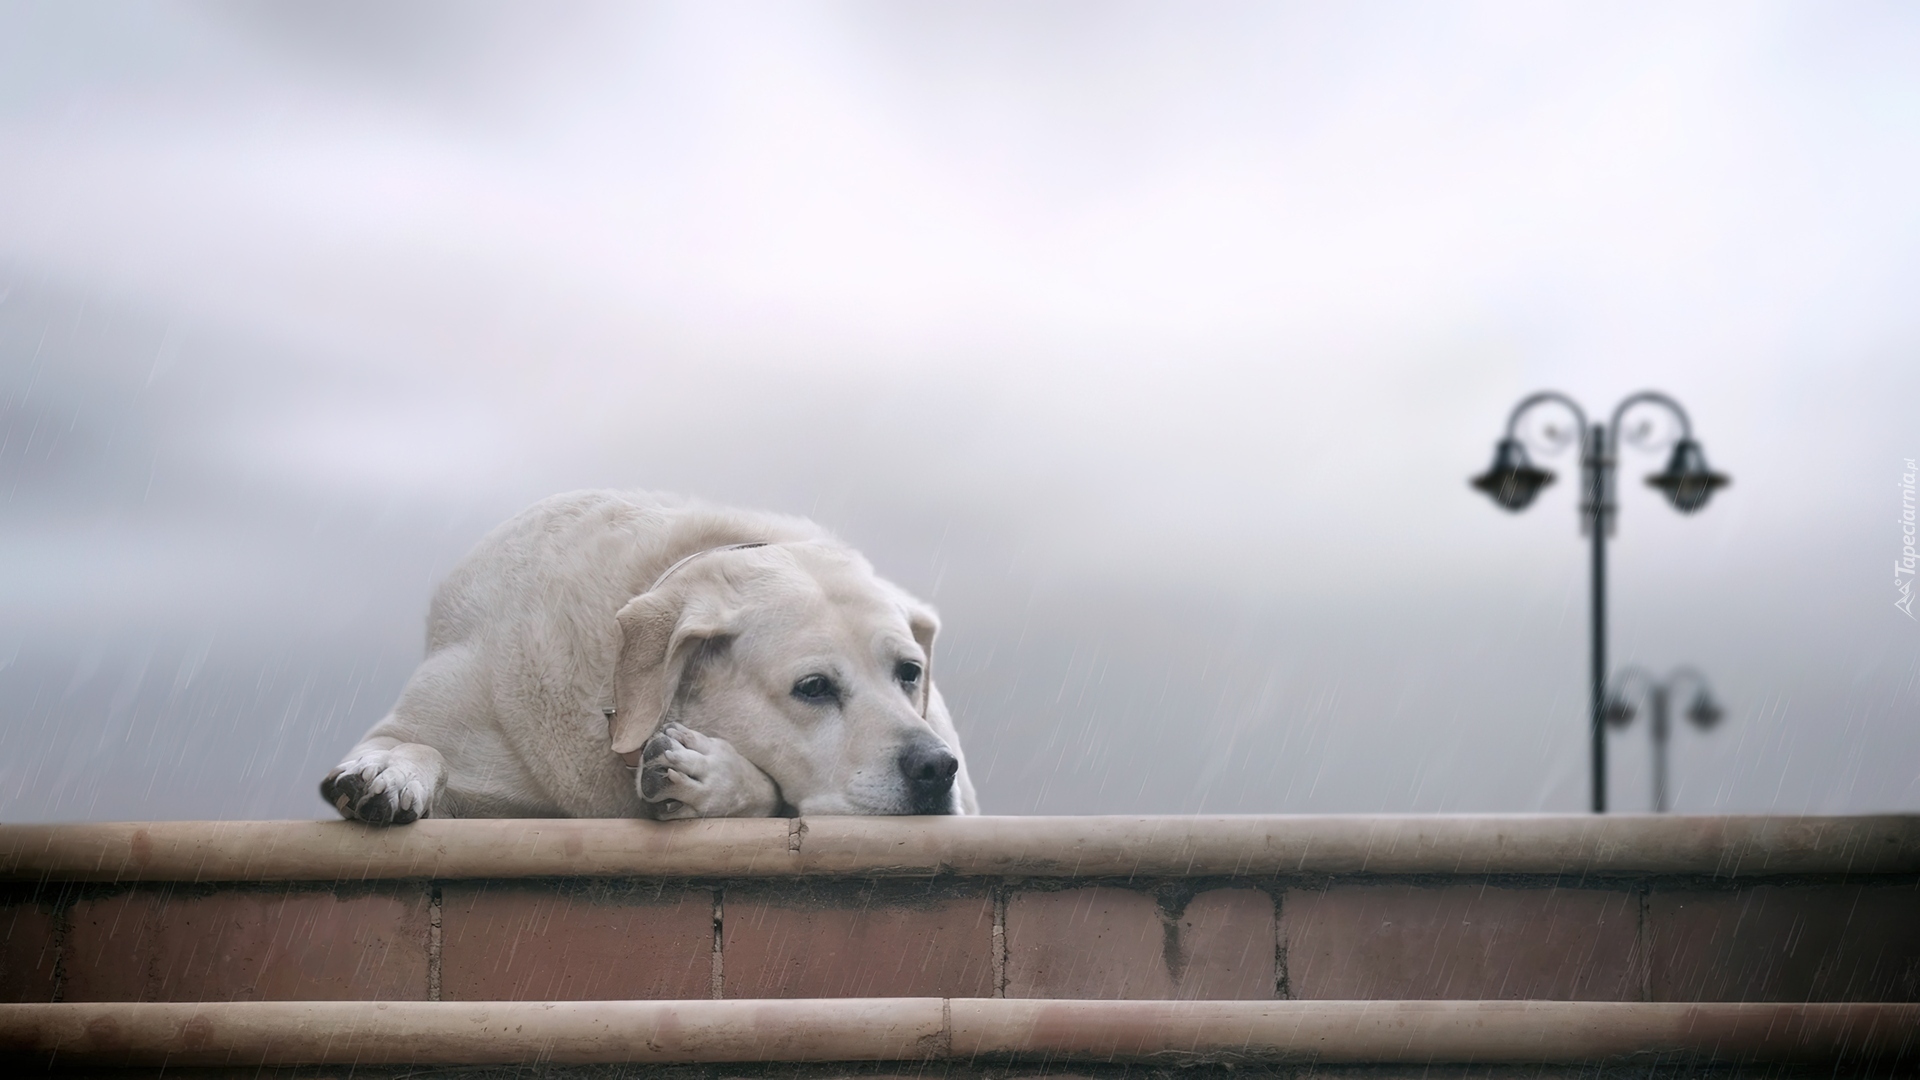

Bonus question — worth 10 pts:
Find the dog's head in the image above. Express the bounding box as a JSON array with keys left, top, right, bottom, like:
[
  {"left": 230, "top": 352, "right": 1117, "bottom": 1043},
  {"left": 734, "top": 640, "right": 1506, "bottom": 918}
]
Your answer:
[{"left": 609, "top": 541, "right": 962, "bottom": 816}]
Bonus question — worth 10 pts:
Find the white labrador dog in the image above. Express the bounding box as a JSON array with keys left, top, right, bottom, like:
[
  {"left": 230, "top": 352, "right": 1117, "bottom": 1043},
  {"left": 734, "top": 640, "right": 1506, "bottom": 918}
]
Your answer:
[{"left": 321, "top": 491, "right": 977, "bottom": 822}]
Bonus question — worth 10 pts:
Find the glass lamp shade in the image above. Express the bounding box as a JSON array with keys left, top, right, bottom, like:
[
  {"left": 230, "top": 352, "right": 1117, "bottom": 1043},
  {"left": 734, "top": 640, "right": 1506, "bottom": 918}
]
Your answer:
[
  {"left": 1603, "top": 695, "right": 1638, "bottom": 729},
  {"left": 1471, "top": 438, "right": 1555, "bottom": 511},
  {"left": 1686, "top": 692, "right": 1725, "bottom": 730},
  {"left": 1646, "top": 439, "right": 1730, "bottom": 513}
]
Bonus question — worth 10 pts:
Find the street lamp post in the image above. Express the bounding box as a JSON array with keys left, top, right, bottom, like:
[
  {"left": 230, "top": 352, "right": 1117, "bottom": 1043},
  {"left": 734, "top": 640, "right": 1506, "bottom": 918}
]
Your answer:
[
  {"left": 1603, "top": 666, "right": 1726, "bottom": 812},
  {"left": 1471, "top": 391, "right": 1730, "bottom": 814}
]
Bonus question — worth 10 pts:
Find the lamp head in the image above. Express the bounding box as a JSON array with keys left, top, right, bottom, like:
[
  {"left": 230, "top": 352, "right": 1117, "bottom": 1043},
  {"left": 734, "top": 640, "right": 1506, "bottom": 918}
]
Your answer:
[
  {"left": 1647, "top": 438, "right": 1730, "bottom": 513},
  {"left": 1685, "top": 691, "right": 1724, "bottom": 730},
  {"left": 1471, "top": 438, "right": 1555, "bottom": 511},
  {"left": 1603, "top": 695, "right": 1637, "bottom": 729}
]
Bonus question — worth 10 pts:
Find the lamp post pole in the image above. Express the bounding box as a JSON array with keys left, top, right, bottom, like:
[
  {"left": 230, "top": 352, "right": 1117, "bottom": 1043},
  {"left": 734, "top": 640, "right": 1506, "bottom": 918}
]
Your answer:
[
  {"left": 1473, "top": 391, "right": 1729, "bottom": 814},
  {"left": 1585, "top": 424, "right": 1608, "bottom": 814},
  {"left": 1652, "top": 680, "right": 1668, "bottom": 811}
]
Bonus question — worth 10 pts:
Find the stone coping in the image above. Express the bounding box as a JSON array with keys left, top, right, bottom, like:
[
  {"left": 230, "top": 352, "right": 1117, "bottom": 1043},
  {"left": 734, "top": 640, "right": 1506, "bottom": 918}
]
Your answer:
[
  {"left": 1, "top": 1000, "right": 1914, "bottom": 1066},
  {"left": 2, "top": 815, "right": 1916, "bottom": 882}
]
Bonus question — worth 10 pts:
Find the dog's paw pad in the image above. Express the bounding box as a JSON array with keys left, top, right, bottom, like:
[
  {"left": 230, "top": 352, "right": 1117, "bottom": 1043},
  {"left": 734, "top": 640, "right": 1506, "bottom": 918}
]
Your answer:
[
  {"left": 635, "top": 726, "right": 777, "bottom": 819},
  {"left": 641, "top": 729, "right": 681, "bottom": 764},
  {"left": 324, "top": 770, "right": 365, "bottom": 814},
  {"left": 640, "top": 762, "right": 682, "bottom": 800},
  {"left": 322, "top": 751, "right": 432, "bottom": 826}
]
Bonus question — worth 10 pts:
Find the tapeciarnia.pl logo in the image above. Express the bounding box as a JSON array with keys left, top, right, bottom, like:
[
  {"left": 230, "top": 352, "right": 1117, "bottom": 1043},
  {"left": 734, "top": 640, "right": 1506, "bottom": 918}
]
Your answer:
[{"left": 1899, "top": 457, "right": 1916, "bottom": 619}]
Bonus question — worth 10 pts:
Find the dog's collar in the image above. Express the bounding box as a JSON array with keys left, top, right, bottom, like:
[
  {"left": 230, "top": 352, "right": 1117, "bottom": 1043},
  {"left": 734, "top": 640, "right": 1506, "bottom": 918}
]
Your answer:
[{"left": 647, "top": 541, "right": 771, "bottom": 592}]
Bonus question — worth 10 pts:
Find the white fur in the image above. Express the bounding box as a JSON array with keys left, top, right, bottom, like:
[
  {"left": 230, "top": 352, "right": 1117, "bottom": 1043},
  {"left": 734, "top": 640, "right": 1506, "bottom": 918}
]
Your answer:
[{"left": 321, "top": 491, "right": 978, "bottom": 822}]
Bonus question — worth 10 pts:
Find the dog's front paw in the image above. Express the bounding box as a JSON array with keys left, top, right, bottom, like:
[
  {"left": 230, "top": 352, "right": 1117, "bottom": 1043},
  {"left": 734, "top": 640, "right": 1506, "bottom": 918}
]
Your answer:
[
  {"left": 322, "top": 743, "right": 444, "bottom": 825},
  {"left": 639, "top": 723, "right": 781, "bottom": 819}
]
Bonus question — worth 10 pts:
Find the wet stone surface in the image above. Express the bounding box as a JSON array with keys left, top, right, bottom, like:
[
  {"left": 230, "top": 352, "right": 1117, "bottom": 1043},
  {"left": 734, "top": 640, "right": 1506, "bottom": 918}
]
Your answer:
[
  {"left": 1004, "top": 885, "right": 1277, "bottom": 999},
  {"left": 1649, "top": 883, "right": 1920, "bottom": 1002},
  {"left": 59, "top": 883, "right": 430, "bottom": 1002},
  {"left": 1279, "top": 881, "right": 1643, "bottom": 1000},
  {"left": 0, "top": 886, "right": 60, "bottom": 1003},
  {"left": 440, "top": 881, "right": 715, "bottom": 1001},
  {"left": 722, "top": 879, "right": 995, "bottom": 998}
]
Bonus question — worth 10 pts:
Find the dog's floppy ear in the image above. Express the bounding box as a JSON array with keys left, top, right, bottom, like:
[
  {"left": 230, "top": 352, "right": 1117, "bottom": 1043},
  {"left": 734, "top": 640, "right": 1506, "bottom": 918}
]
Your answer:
[
  {"left": 610, "top": 588, "right": 732, "bottom": 755},
  {"left": 905, "top": 599, "right": 939, "bottom": 664}
]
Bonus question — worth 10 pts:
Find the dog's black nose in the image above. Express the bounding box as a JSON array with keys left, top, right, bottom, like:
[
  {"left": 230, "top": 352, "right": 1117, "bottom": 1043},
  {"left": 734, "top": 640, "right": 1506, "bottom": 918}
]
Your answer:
[{"left": 898, "top": 738, "right": 958, "bottom": 808}]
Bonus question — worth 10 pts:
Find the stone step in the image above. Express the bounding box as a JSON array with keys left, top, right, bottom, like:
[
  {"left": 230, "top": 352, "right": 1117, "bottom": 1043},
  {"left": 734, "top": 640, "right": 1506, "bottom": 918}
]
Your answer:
[
  {"left": 7, "top": 814, "right": 1912, "bottom": 1068},
  {"left": 2, "top": 999, "right": 1916, "bottom": 1069}
]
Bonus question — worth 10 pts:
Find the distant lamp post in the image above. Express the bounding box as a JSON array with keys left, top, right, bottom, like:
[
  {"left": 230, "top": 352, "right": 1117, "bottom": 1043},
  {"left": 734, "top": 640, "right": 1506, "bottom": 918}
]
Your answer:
[
  {"left": 1604, "top": 666, "right": 1725, "bottom": 812},
  {"left": 1471, "top": 391, "right": 1731, "bottom": 814}
]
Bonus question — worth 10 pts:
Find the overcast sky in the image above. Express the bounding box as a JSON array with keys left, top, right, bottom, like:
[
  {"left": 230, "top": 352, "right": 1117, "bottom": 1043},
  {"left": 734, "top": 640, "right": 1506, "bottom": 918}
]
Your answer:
[{"left": 2, "top": 1, "right": 1916, "bottom": 820}]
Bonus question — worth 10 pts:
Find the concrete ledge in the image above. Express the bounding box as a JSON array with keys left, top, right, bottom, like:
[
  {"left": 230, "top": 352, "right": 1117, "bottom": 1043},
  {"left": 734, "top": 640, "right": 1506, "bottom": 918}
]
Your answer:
[
  {"left": 1, "top": 999, "right": 1914, "bottom": 1066},
  {"left": 4, "top": 815, "right": 1917, "bottom": 882}
]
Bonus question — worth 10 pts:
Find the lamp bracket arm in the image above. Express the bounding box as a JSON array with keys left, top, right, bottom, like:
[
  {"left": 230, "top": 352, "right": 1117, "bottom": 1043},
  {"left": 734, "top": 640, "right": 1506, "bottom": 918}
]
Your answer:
[
  {"left": 1662, "top": 665, "right": 1714, "bottom": 699},
  {"left": 1607, "top": 664, "right": 1658, "bottom": 705},
  {"left": 1504, "top": 391, "right": 1589, "bottom": 455},
  {"left": 1608, "top": 391, "right": 1693, "bottom": 454}
]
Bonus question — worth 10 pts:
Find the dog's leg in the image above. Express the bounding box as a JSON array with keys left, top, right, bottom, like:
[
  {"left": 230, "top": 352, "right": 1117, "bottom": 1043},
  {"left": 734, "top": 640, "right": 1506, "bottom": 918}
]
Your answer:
[
  {"left": 321, "top": 737, "right": 448, "bottom": 825},
  {"left": 639, "top": 723, "right": 782, "bottom": 819}
]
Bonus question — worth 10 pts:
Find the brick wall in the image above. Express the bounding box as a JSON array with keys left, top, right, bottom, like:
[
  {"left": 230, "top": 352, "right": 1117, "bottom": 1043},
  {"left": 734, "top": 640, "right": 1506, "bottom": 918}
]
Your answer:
[{"left": 6, "top": 872, "right": 1916, "bottom": 1004}]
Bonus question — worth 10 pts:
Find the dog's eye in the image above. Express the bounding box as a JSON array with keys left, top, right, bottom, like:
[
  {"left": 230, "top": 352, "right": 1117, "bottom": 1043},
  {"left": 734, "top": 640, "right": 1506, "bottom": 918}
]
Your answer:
[
  {"left": 894, "top": 661, "right": 923, "bottom": 686},
  {"left": 792, "top": 674, "right": 838, "bottom": 703}
]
